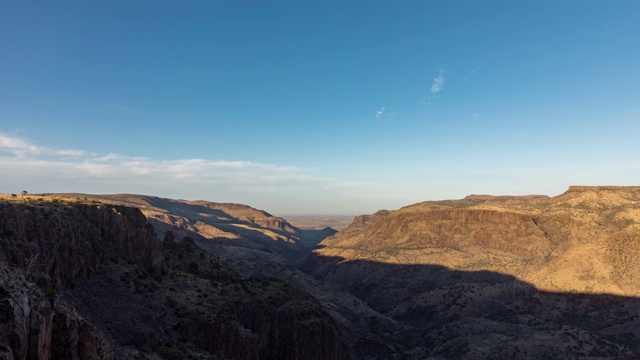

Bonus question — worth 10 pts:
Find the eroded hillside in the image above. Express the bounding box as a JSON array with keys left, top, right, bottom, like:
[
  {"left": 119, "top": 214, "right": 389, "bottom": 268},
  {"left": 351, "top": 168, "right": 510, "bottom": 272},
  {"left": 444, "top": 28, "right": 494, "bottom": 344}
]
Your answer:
[
  {"left": 312, "top": 186, "right": 640, "bottom": 296},
  {"left": 49, "top": 193, "right": 328, "bottom": 261},
  {"left": 6, "top": 188, "right": 640, "bottom": 359},
  {"left": 0, "top": 195, "right": 352, "bottom": 359},
  {"left": 299, "top": 186, "right": 640, "bottom": 358}
]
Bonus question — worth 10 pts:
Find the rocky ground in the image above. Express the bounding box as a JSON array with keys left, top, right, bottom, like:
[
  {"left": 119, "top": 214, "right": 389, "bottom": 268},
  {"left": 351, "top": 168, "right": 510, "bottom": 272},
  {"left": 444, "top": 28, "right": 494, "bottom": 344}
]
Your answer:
[
  {"left": 3, "top": 187, "right": 640, "bottom": 359},
  {"left": 300, "top": 186, "right": 640, "bottom": 358},
  {"left": 0, "top": 196, "right": 351, "bottom": 360}
]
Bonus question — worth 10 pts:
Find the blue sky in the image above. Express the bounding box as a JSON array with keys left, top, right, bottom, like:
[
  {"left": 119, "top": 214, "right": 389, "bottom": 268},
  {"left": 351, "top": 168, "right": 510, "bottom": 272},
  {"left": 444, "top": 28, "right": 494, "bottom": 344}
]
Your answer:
[{"left": 1, "top": 1, "right": 639, "bottom": 214}]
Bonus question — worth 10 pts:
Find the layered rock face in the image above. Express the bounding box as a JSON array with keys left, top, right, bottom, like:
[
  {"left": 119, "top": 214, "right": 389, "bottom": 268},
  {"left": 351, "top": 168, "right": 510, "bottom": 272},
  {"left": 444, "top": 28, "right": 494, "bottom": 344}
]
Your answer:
[
  {"left": 0, "top": 201, "right": 165, "bottom": 287},
  {"left": 0, "top": 269, "right": 113, "bottom": 360},
  {"left": 313, "top": 186, "right": 640, "bottom": 295},
  {"left": 12, "top": 187, "right": 640, "bottom": 358},
  {"left": 52, "top": 193, "right": 313, "bottom": 260},
  {"left": 0, "top": 199, "right": 161, "bottom": 360},
  {"left": 300, "top": 186, "right": 640, "bottom": 358},
  {"left": 0, "top": 197, "right": 352, "bottom": 359}
]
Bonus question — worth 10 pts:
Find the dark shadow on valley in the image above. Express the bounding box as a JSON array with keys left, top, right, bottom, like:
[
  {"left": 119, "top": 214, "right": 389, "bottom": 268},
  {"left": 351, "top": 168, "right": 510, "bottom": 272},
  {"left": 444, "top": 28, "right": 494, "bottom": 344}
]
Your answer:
[
  {"left": 298, "top": 228, "right": 338, "bottom": 248},
  {"left": 145, "top": 197, "right": 254, "bottom": 225},
  {"left": 149, "top": 218, "right": 312, "bottom": 263},
  {"left": 298, "top": 254, "right": 640, "bottom": 358}
]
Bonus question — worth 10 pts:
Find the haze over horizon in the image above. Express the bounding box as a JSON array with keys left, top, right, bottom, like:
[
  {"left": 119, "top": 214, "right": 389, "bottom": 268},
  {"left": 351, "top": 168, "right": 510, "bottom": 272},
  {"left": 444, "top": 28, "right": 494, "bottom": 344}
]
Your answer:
[{"left": 1, "top": 1, "right": 639, "bottom": 215}]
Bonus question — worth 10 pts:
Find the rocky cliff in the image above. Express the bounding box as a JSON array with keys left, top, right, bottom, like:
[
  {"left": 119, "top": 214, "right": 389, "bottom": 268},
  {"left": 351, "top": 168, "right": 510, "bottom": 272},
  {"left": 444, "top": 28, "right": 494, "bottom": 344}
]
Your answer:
[
  {"left": 0, "top": 268, "right": 114, "bottom": 360},
  {"left": 0, "top": 196, "right": 352, "bottom": 359},
  {"left": 0, "top": 200, "right": 165, "bottom": 288},
  {"left": 51, "top": 193, "right": 311, "bottom": 260},
  {"left": 300, "top": 186, "right": 640, "bottom": 358},
  {"left": 313, "top": 186, "right": 640, "bottom": 295},
  {"left": 0, "top": 198, "right": 152, "bottom": 360}
]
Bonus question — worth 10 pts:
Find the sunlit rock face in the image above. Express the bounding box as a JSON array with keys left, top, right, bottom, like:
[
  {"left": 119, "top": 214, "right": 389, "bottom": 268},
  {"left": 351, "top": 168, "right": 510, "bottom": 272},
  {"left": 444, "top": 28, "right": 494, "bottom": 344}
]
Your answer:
[
  {"left": 299, "top": 186, "right": 640, "bottom": 358},
  {"left": 311, "top": 186, "right": 640, "bottom": 296}
]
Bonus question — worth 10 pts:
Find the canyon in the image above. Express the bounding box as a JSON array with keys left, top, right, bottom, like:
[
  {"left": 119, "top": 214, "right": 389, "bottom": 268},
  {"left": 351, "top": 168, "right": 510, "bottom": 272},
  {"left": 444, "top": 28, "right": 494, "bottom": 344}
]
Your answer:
[
  {"left": 1, "top": 186, "right": 640, "bottom": 358},
  {"left": 0, "top": 196, "right": 349, "bottom": 359}
]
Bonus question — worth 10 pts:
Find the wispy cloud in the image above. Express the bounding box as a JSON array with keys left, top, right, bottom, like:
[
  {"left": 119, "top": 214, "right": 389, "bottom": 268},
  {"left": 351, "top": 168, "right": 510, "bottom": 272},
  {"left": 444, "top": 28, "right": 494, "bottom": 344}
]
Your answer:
[
  {"left": 470, "top": 113, "right": 480, "bottom": 119},
  {"left": 0, "top": 134, "right": 41, "bottom": 155},
  {"left": 375, "top": 106, "right": 386, "bottom": 119},
  {"left": 0, "top": 133, "right": 391, "bottom": 212},
  {"left": 421, "top": 67, "right": 448, "bottom": 105},
  {"left": 431, "top": 67, "right": 446, "bottom": 95},
  {"left": 0, "top": 133, "right": 302, "bottom": 183},
  {"left": 55, "top": 149, "right": 87, "bottom": 157},
  {"left": 0, "top": 134, "right": 86, "bottom": 158}
]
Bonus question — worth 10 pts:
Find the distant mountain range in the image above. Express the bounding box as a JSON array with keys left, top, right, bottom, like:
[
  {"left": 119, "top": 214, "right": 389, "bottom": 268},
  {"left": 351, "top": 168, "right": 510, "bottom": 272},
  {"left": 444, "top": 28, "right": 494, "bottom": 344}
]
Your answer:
[{"left": 2, "top": 186, "right": 640, "bottom": 359}]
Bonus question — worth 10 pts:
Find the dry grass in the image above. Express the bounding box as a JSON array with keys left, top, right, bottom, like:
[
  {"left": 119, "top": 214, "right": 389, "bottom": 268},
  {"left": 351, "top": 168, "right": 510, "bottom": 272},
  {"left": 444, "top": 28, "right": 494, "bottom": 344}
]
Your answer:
[{"left": 315, "top": 186, "right": 640, "bottom": 296}]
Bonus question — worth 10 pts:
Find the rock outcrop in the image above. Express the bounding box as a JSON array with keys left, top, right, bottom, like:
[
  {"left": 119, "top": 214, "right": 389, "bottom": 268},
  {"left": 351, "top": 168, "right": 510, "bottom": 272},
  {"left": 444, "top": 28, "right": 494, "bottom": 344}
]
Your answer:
[
  {"left": 301, "top": 186, "right": 640, "bottom": 358},
  {"left": 0, "top": 196, "right": 352, "bottom": 359},
  {"left": 0, "top": 201, "right": 165, "bottom": 288},
  {"left": 0, "top": 198, "right": 163, "bottom": 360},
  {"left": 50, "top": 193, "right": 312, "bottom": 260},
  {"left": 0, "top": 268, "right": 113, "bottom": 360}
]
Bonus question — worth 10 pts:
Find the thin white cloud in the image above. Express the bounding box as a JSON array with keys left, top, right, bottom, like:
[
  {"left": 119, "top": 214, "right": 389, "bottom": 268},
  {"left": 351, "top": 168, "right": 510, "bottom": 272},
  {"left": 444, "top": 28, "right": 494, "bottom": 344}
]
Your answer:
[
  {"left": 0, "top": 134, "right": 43, "bottom": 155},
  {"left": 431, "top": 68, "right": 446, "bottom": 95},
  {"left": 0, "top": 134, "right": 85, "bottom": 158},
  {"left": 94, "top": 153, "right": 126, "bottom": 162},
  {"left": 470, "top": 113, "right": 480, "bottom": 119},
  {"left": 55, "top": 149, "right": 86, "bottom": 157},
  {"left": 0, "top": 133, "right": 390, "bottom": 210},
  {"left": 375, "top": 106, "right": 386, "bottom": 119}
]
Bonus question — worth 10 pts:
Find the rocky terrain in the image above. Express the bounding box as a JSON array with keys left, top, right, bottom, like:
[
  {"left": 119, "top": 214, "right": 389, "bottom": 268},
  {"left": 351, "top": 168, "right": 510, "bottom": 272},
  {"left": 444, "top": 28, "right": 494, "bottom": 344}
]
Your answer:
[
  {"left": 3, "top": 186, "right": 640, "bottom": 359},
  {"left": 50, "top": 193, "right": 330, "bottom": 261},
  {"left": 0, "top": 195, "right": 351, "bottom": 359},
  {"left": 300, "top": 186, "right": 640, "bottom": 358},
  {"left": 309, "top": 186, "right": 640, "bottom": 295}
]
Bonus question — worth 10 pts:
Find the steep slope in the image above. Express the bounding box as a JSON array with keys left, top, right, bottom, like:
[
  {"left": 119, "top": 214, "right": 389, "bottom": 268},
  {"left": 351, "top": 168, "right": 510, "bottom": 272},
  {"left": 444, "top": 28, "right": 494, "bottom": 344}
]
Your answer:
[
  {"left": 50, "top": 193, "right": 315, "bottom": 260},
  {"left": 301, "top": 186, "right": 640, "bottom": 358},
  {"left": 46, "top": 193, "right": 399, "bottom": 357},
  {"left": 305, "top": 258, "right": 640, "bottom": 358},
  {"left": 0, "top": 195, "right": 352, "bottom": 359},
  {"left": 0, "top": 196, "right": 161, "bottom": 360},
  {"left": 1, "top": 267, "right": 115, "bottom": 360},
  {"left": 312, "top": 186, "right": 640, "bottom": 295}
]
